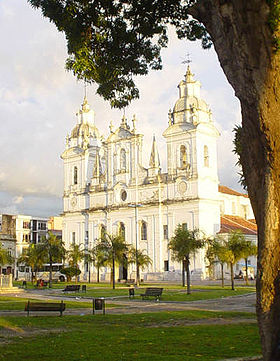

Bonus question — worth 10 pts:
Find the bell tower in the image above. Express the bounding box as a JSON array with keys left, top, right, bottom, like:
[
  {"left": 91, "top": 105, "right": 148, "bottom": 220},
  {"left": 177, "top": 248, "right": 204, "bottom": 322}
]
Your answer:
[
  {"left": 163, "top": 66, "right": 220, "bottom": 199},
  {"left": 61, "top": 97, "right": 102, "bottom": 213}
]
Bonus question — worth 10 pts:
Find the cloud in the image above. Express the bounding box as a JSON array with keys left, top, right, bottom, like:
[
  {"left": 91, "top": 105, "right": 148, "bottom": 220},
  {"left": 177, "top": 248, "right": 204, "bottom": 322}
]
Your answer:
[{"left": 12, "top": 196, "right": 24, "bottom": 205}]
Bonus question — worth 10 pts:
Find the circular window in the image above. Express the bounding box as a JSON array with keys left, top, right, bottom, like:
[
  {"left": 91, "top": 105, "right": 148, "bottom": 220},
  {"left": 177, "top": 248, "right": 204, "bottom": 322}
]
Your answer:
[
  {"left": 121, "top": 190, "right": 127, "bottom": 201},
  {"left": 178, "top": 181, "right": 187, "bottom": 195}
]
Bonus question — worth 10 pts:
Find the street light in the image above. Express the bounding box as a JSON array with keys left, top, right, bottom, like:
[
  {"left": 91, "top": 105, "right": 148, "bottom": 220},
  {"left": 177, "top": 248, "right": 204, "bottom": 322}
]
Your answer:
[{"left": 128, "top": 203, "right": 143, "bottom": 286}]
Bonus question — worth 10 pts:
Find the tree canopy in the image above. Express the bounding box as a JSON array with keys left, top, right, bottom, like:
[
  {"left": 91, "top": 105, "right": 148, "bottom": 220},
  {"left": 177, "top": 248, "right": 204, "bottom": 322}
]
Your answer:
[{"left": 28, "top": 0, "right": 211, "bottom": 108}]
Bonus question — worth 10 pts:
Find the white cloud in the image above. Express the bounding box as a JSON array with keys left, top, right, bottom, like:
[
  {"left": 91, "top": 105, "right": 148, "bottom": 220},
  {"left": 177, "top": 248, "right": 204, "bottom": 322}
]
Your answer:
[{"left": 12, "top": 196, "right": 24, "bottom": 204}]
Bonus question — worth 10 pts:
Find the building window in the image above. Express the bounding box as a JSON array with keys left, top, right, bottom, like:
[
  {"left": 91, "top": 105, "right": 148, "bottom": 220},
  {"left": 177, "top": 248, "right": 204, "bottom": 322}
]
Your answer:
[
  {"left": 38, "top": 235, "right": 41, "bottom": 243},
  {"left": 182, "top": 223, "right": 188, "bottom": 231},
  {"left": 119, "top": 222, "right": 125, "bottom": 240},
  {"left": 73, "top": 166, "right": 78, "bottom": 185},
  {"left": 163, "top": 225, "right": 168, "bottom": 240},
  {"left": 204, "top": 145, "right": 209, "bottom": 167},
  {"left": 180, "top": 145, "right": 187, "bottom": 168},
  {"left": 232, "top": 202, "right": 236, "bottom": 215},
  {"left": 23, "top": 221, "right": 30, "bottom": 229},
  {"left": 120, "top": 148, "right": 126, "bottom": 171},
  {"left": 164, "top": 260, "right": 169, "bottom": 272},
  {"left": 38, "top": 222, "right": 46, "bottom": 230},
  {"left": 141, "top": 221, "right": 147, "bottom": 240},
  {"left": 121, "top": 190, "right": 127, "bottom": 201},
  {"left": 72, "top": 232, "right": 76, "bottom": 244},
  {"left": 85, "top": 231, "right": 88, "bottom": 240}
]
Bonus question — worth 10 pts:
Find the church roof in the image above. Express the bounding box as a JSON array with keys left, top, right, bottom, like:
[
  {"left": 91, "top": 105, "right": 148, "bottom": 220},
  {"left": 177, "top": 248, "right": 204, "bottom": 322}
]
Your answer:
[
  {"left": 219, "top": 215, "right": 257, "bottom": 235},
  {"left": 218, "top": 185, "right": 248, "bottom": 198}
]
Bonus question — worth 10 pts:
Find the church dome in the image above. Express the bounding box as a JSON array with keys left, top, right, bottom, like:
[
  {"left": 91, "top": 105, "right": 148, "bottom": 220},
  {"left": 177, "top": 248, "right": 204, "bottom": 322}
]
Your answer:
[
  {"left": 71, "top": 123, "right": 100, "bottom": 139},
  {"left": 170, "top": 66, "right": 211, "bottom": 126},
  {"left": 173, "top": 96, "right": 208, "bottom": 113}
]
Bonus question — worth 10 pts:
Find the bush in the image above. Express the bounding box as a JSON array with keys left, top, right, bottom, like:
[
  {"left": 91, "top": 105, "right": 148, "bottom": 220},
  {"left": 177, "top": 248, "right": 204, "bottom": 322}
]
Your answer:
[{"left": 60, "top": 267, "right": 81, "bottom": 282}]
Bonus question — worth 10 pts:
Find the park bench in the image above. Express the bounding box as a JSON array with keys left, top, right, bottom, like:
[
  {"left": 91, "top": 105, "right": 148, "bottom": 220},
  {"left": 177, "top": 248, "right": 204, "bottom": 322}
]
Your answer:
[
  {"left": 62, "top": 285, "right": 80, "bottom": 293},
  {"left": 140, "top": 287, "right": 163, "bottom": 301},
  {"left": 25, "top": 301, "right": 65, "bottom": 316}
]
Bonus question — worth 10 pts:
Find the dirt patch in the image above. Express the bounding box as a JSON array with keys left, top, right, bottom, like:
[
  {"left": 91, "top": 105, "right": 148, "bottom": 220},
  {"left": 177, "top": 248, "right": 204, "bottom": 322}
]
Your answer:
[
  {"left": 145, "top": 318, "right": 257, "bottom": 328},
  {"left": 0, "top": 327, "right": 67, "bottom": 344}
]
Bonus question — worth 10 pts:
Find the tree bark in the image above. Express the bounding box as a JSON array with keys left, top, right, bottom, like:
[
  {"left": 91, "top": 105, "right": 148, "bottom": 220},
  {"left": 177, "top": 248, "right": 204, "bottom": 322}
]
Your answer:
[
  {"left": 230, "top": 262, "right": 235, "bottom": 291},
  {"left": 186, "top": 257, "right": 191, "bottom": 295},
  {"left": 112, "top": 256, "right": 115, "bottom": 290},
  {"left": 49, "top": 256, "right": 53, "bottom": 289},
  {"left": 221, "top": 263, "right": 224, "bottom": 288},
  {"left": 182, "top": 260, "right": 185, "bottom": 287},
  {"left": 245, "top": 258, "right": 249, "bottom": 286},
  {"left": 189, "top": 1, "right": 280, "bottom": 359},
  {"left": 97, "top": 266, "right": 100, "bottom": 283}
]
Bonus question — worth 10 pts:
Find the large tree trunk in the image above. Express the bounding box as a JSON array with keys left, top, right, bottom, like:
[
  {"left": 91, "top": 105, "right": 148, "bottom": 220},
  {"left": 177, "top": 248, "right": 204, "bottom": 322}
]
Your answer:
[{"left": 190, "top": 1, "right": 280, "bottom": 359}]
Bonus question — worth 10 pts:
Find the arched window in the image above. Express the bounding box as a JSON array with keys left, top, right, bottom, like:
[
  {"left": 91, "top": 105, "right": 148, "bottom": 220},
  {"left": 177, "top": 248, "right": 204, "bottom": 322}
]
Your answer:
[
  {"left": 180, "top": 145, "right": 187, "bottom": 168},
  {"left": 100, "top": 224, "right": 106, "bottom": 239},
  {"left": 120, "top": 148, "right": 126, "bottom": 171},
  {"left": 119, "top": 222, "right": 125, "bottom": 240},
  {"left": 73, "top": 166, "right": 78, "bottom": 184},
  {"left": 141, "top": 221, "right": 147, "bottom": 240},
  {"left": 204, "top": 145, "right": 209, "bottom": 167}
]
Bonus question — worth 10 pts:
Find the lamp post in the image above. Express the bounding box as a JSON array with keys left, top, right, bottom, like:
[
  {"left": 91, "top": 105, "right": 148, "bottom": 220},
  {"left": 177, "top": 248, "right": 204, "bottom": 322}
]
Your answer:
[{"left": 128, "top": 203, "right": 142, "bottom": 286}]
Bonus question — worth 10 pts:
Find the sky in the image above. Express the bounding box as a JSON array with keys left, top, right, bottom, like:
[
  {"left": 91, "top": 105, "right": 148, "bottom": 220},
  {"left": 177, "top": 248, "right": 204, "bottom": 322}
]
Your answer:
[{"left": 0, "top": 0, "right": 243, "bottom": 218}]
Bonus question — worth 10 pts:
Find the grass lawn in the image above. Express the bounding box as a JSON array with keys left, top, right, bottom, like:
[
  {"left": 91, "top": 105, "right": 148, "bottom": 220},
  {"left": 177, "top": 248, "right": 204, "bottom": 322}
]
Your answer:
[
  {"left": 51, "top": 286, "right": 255, "bottom": 302},
  {"left": 0, "top": 297, "right": 117, "bottom": 311},
  {"left": 0, "top": 311, "right": 260, "bottom": 361}
]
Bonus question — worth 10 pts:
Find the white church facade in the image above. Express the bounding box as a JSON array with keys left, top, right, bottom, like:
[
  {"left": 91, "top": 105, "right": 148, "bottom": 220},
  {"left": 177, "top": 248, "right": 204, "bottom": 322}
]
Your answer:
[{"left": 61, "top": 67, "right": 255, "bottom": 282}]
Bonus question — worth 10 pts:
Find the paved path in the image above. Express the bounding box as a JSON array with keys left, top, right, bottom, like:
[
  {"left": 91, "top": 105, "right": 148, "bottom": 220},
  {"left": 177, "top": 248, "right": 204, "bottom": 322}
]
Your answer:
[{"left": 0, "top": 290, "right": 256, "bottom": 316}]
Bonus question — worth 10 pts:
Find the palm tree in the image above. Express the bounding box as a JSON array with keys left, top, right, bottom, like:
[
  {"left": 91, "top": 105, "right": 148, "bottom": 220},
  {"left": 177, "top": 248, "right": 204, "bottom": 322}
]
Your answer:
[
  {"left": 99, "top": 232, "right": 128, "bottom": 289},
  {"left": 206, "top": 237, "right": 229, "bottom": 288},
  {"left": 66, "top": 243, "right": 84, "bottom": 283},
  {"left": 128, "top": 247, "right": 152, "bottom": 285},
  {"left": 169, "top": 225, "right": 205, "bottom": 294},
  {"left": 17, "top": 244, "right": 45, "bottom": 283},
  {"left": 83, "top": 245, "right": 106, "bottom": 283},
  {"left": 41, "top": 232, "right": 66, "bottom": 288},
  {"left": 224, "top": 230, "right": 248, "bottom": 291},
  {"left": 241, "top": 240, "right": 257, "bottom": 285}
]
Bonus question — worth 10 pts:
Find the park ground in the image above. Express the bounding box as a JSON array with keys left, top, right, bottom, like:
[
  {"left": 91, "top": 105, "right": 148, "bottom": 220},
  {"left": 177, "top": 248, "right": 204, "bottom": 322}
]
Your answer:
[{"left": 0, "top": 280, "right": 263, "bottom": 361}]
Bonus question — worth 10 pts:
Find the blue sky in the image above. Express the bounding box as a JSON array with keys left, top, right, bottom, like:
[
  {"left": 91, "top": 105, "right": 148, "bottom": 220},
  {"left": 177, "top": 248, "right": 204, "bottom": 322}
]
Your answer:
[{"left": 0, "top": 0, "right": 242, "bottom": 217}]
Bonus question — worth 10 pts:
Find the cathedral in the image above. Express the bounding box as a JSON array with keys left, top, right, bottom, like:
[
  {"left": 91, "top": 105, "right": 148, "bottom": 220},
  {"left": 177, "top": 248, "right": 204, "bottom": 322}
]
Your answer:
[{"left": 61, "top": 66, "right": 255, "bottom": 282}]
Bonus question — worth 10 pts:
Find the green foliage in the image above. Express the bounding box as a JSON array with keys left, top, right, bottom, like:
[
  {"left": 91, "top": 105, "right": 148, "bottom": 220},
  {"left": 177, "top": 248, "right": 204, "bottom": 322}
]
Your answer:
[
  {"left": 27, "top": 0, "right": 211, "bottom": 108},
  {"left": 233, "top": 125, "right": 247, "bottom": 190},
  {"left": 60, "top": 266, "right": 81, "bottom": 282},
  {"left": 41, "top": 232, "right": 66, "bottom": 264},
  {"left": 128, "top": 247, "right": 152, "bottom": 271},
  {"left": 0, "top": 244, "right": 14, "bottom": 266},
  {"left": 17, "top": 244, "right": 46, "bottom": 282},
  {"left": 169, "top": 225, "right": 205, "bottom": 262},
  {"left": 66, "top": 243, "right": 84, "bottom": 268},
  {"left": 267, "top": 0, "right": 280, "bottom": 50},
  {"left": 98, "top": 232, "right": 129, "bottom": 288}
]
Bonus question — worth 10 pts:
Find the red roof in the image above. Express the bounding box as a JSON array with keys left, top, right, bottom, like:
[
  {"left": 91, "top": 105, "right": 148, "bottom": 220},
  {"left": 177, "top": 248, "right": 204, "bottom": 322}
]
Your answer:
[
  {"left": 219, "top": 185, "right": 248, "bottom": 198},
  {"left": 219, "top": 215, "right": 257, "bottom": 236}
]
